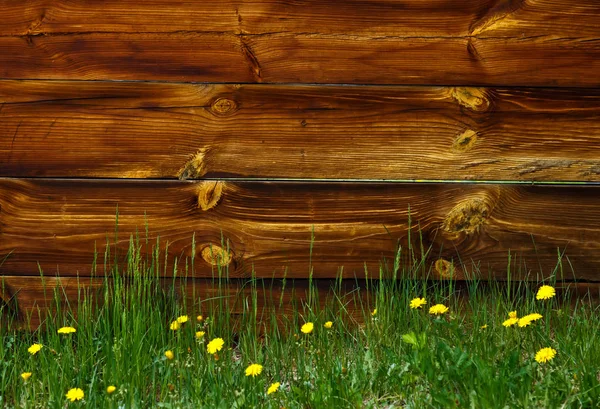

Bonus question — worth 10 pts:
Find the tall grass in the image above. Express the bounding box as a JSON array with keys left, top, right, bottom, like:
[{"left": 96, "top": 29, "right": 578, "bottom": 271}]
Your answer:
[{"left": 0, "top": 231, "right": 599, "bottom": 408}]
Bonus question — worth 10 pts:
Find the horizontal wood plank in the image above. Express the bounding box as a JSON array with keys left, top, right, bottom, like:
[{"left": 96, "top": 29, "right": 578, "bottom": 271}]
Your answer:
[
  {"left": 2, "top": 81, "right": 600, "bottom": 181},
  {"left": 0, "top": 33, "right": 597, "bottom": 86},
  {"left": 2, "top": 0, "right": 598, "bottom": 38},
  {"left": 0, "top": 179, "right": 599, "bottom": 281}
]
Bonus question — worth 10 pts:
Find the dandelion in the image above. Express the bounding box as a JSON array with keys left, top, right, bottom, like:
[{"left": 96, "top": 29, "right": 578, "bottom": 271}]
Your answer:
[
  {"left": 245, "top": 363, "right": 263, "bottom": 377},
  {"left": 267, "top": 382, "right": 281, "bottom": 395},
  {"left": 480, "top": 324, "right": 488, "bottom": 329},
  {"left": 165, "top": 350, "right": 174, "bottom": 360},
  {"left": 66, "top": 388, "right": 84, "bottom": 402},
  {"left": 324, "top": 321, "right": 333, "bottom": 329},
  {"left": 535, "top": 347, "right": 557, "bottom": 363},
  {"left": 503, "top": 318, "right": 519, "bottom": 327},
  {"left": 536, "top": 285, "right": 556, "bottom": 300},
  {"left": 106, "top": 385, "right": 116, "bottom": 394},
  {"left": 28, "top": 344, "right": 42, "bottom": 355},
  {"left": 301, "top": 322, "right": 314, "bottom": 334},
  {"left": 371, "top": 308, "right": 377, "bottom": 316},
  {"left": 21, "top": 372, "right": 32, "bottom": 381},
  {"left": 207, "top": 337, "right": 224, "bottom": 354},
  {"left": 410, "top": 298, "right": 427, "bottom": 309},
  {"left": 429, "top": 304, "right": 449, "bottom": 315},
  {"left": 169, "top": 321, "right": 181, "bottom": 331},
  {"left": 508, "top": 311, "right": 518, "bottom": 319},
  {"left": 196, "top": 331, "right": 205, "bottom": 339},
  {"left": 176, "top": 315, "right": 188, "bottom": 324},
  {"left": 518, "top": 313, "right": 543, "bottom": 327},
  {"left": 196, "top": 315, "right": 203, "bottom": 322},
  {"left": 57, "top": 326, "right": 76, "bottom": 334}
]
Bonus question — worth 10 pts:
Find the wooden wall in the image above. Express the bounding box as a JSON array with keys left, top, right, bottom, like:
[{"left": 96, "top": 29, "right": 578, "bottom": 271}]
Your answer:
[{"left": 1, "top": 1, "right": 600, "bottom": 326}]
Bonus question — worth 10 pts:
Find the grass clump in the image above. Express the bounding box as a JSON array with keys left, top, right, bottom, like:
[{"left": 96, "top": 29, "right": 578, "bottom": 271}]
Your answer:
[{"left": 0, "top": 235, "right": 599, "bottom": 408}]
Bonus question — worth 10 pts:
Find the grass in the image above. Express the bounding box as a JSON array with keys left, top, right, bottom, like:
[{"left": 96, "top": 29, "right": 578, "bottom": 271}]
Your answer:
[{"left": 1, "top": 233, "right": 599, "bottom": 408}]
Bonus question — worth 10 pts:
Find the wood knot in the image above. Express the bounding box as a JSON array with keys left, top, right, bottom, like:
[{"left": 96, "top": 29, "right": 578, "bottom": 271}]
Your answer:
[
  {"left": 211, "top": 98, "right": 238, "bottom": 116},
  {"left": 450, "top": 88, "right": 490, "bottom": 112},
  {"left": 178, "top": 148, "right": 210, "bottom": 180},
  {"left": 201, "top": 244, "right": 233, "bottom": 267},
  {"left": 452, "top": 129, "right": 478, "bottom": 152},
  {"left": 434, "top": 259, "right": 454, "bottom": 279},
  {"left": 197, "top": 181, "right": 224, "bottom": 211},
  {"left": 442, "top": 198, "right": 489, "bottom": 236}
]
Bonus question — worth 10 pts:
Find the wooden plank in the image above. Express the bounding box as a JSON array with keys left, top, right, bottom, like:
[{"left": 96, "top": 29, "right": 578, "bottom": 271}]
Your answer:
[
  {"left": 2, "top": 0, "right": 598, "bottom": 38},
  {"left": 1, "top": 179, "right": 600, "bottom": 281},
  {"left": 2, "top": 81, "right": 600, "bottom": 181},
  {"left": 0, "top": 32, "right": 597, "bottom": 86},
  {"left": 0, "top": 276, "right": 368, "bottom": 329}
]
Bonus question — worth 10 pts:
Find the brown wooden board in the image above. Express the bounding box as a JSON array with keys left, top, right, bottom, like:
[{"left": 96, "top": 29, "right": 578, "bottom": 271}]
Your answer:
[
  {"left": 2, "top": 81, "right": 600, "bottom": 181},
  {"left": 0, "top": 179, "right": 599, "bottom": 281},
  {"left": 2, "top": 0, "right": 598, "bottom": 37},
  {"left": 0, "top": 32, "right": 597, "bottom": 86},
  {"left": 0, "top": 276, "right": 369, "bottom": 329}
]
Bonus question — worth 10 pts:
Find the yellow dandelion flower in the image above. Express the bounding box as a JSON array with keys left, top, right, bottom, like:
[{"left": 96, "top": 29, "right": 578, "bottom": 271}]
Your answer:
[
  {"left": 66, "top": 388, "right": 84, "bottom": 402},
  {"left": 245, "top": 363, "right": 263, "bottom": 377},
  {"left": 429, "top": 304, "right": 449, "bottom": 315},
  {"left": 28, "top": 343, "right": 42, "bottom": 355},
  {"left": 165, "top": 350, "right": 174, "bottom": 360},
  {"left": 480, "top": 324, "right": 488, "bottom": 329},
  {"left": 301, "top": 322, "right": 314, "bottom": 334},
  {"left": 169, "top": 321, "right": 181, "bottom": 331},
  {"left": 196, "top": 331, "right": 205, "bottom": 339},
  {"left": 508, "top": 311, "right": 518, "bottom": 319},
  {"left": 371, "top": 308, "right": 377, "bottom": 316},
  {"left": 267, "top": 382, "right": 281, "bottom": 395},
  {"left": 535, "top": 347, "right": 557, "bottom": 363},
  {"left": 106, "top": 385, "right": 116, "bottom": 394},
  {"left": 324, "top": 321, "right": 333, "bottom": 329},
  {"left": 518, "top": 313, "right": 543, "bottom": 327},
  {"left": 207, "top": 337, "right": 224, "bottom": 354},
  {"left": 410, "top": 298, "right": 427, "bottom": 309},
  {"left": 176, "top": 315, "right": 188, "bottom": 324},
  {"left": 57, "top": 327, "right": 76, "bottom": 334},
  {"left": 21, "top": 372, "right": 32, "bottom": 381},
  {"left": 196, "top": 315, "right": 203, "bottom": 322},
  {"left": 536, "top": 285, "right": 556, "bottom": 300},
  {"left": 503, "top": 318, "right": 519, "bottom": 327}
]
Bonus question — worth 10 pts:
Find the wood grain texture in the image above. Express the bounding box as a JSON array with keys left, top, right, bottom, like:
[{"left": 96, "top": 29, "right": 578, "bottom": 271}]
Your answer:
[
  {"left": 2, "top": 0, "right": 598, "bottom": 37},
  {"left": 2, "top": 81, "right": 599, "bottom": 181},
  {"left": 0, "top": 179, "right": 599, "bottom": 281},
  {"left": 0, "top": 276, "right": 368, "bottom": 329},
  {"left": 0, "top": 32, "right": 597, "bottom": 86}
]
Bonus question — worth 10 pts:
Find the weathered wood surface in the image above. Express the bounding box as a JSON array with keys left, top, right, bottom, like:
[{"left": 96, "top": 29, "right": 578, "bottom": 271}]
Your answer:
[
  {"left": 0, "top": 276, "right": 368, "bottom": 329},
  {"left": 2, "top": 81, "right": 599, "bottom": 181},
  {"left": 0, "top": 179, "right": 599, "bottom": 281},
  {"left": 0, "top": 1, "right": 598, "bottom": 85}
]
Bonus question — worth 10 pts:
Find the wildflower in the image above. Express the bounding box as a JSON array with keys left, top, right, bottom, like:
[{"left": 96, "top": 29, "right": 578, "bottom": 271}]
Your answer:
[
  {"left": 324, "top": 321, "right": 333, "bottom": 329},
  {"left": 21, "top": 372, "right": 32, "bottom": 381},
  {"left": 301, "top": 322, "right": 314, "bottom": 334},
  {"left": 207, "top": 338, "right": 224, "bottom": 354},
  {"left": 196, "top": 315, "right": 203, "bottom": 322},
  {"left": 66, "top": 388, "right": 84, "bottom": 402},
  {"left": 536, "top": 285, "right": 556, "bottom": 300},
  {"left": 518, "top": 313, "right": 543, "bottom": 327},
  {"left": 57, "top": 327, "right": 76, "bottom": 334},
  {"left": 169, "top": 321, "right": 181, "bottom": 331},
  {"left": 371, "top": 309, "right": 377, "bottom": 316},
  {"left": 503, "top": 318, "right": 519, "bottom": 327},
  {"left": 106, "top": 385, "right": 116, "bottom": 394},
  {"left": 165, "top": 350, "right": 174, "bottom": 360},
  {"left": 267, "top": 382, "right": 281, "bottom": 395},
  {"left": 429, "top": 304, "right": 449, "bottom": 315},
  {"left": 535, "top": 347, "right": 557, "bottom": 363},
  {"left": 508, "top": 311, "right": 518, "bottom": 319},
  {"left": 196, "top": 331, "right": 205, "bottom": 339},
  {"left": 176, "top": 315, "right": 188, "bottom": 324},
  {"left": 480, "top": 324, "right": 488, "bottom": 329},
  {"left": 410, "top": 298, "right": 427, "bottom": 309},
  {"left": 245, "top": 363, "right": 263, "bottom": 377},
  {"left": 28, "top": 344, "right": 43, "bottom": 355}
]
